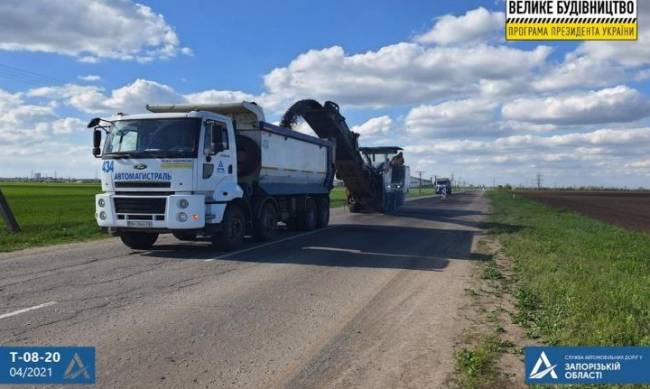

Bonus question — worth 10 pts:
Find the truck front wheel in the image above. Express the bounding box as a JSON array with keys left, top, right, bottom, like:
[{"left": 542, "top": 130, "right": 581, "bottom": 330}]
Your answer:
[
  {"left": 213, "top": 205, "right": 246, "bottom": 250},
  {"left": 120, "top": 231, "right": 158, "bottom": 250}
]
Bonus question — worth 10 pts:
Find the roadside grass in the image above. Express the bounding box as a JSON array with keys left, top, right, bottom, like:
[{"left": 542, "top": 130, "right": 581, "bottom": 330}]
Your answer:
[
  {"left": 448, "top": 237, "right": 518, "bottom": 389},
  {"left": 329, "top": 186, "right": 347, "bottom": 208},
  {"left": 408, "top": 187, "right": 437, "bottom": 197},
  {"left": 488, "top": 190, "right": 650, "bottom": 346},
  {"left": 0, "top": 183, "right": 103, "bottom": 252},
  {"left": 452, "top": 334, "right": 514, "bottom": 389},
  {"left": 329, "top": 186, "right": 437, "bottom": 208}
]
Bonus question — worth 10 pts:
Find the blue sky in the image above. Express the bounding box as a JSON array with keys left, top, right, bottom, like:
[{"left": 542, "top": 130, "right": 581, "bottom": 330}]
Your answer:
[{"left": 1, "top": 0, "right": 649, "bottom": 187}]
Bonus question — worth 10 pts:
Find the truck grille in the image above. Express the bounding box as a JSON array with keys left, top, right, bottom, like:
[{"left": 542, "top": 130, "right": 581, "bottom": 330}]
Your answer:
[{"left": 114, "top": 197, "right": 166, "bottom": 214}]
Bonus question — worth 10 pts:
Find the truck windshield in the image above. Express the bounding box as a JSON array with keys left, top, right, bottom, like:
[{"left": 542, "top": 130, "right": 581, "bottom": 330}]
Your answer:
[{"left": 103, "top": 118, "right": 201, "bottom": 159}]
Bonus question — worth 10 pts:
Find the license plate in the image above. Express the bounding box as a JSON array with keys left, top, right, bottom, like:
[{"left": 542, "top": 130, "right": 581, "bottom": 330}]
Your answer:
[{"left": 127, "top": 220, "right": 153, "bottom": 228}]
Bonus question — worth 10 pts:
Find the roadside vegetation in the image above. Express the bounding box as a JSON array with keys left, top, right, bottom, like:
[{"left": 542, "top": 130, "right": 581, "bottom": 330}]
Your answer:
[
  {"left": 450, "top": 190, "right": 650, "bottom": 389},
  {"left": 0, "top": 183, "right": 103, "bottom": 252},
  {"left": 489, "top": 190, "right": 650, "bottom": 346},
  {"left": 0, "top": 183, "right": 437, "bottom": 252},
  {"left": 447, "top": 238, "right": 521, "bottom": 389}
]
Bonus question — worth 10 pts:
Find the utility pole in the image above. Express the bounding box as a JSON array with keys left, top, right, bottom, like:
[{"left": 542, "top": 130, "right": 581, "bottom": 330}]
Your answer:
[
  {"left": 0, "top": 188, "right": 21, "bottom": 233},
  {"left": 536, "top": 173, "right": 543, "bottom": 190},
  {"left": 417, "top": 171, "right": 423, "bottom": 195}
]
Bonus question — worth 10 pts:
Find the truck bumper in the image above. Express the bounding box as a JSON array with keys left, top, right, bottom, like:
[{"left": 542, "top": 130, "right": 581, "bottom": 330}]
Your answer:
[{"left": 95, "top": 194, "right": 206, "bottom": 230}]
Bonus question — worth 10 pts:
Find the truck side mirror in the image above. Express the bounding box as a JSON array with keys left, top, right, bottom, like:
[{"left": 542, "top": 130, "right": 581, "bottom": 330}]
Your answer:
[
  {"left": 93, "top": 129, "right": 102, "bottom": 157},
  {"left": 87, "top": 118, "right": 101, "bottom": 128}
]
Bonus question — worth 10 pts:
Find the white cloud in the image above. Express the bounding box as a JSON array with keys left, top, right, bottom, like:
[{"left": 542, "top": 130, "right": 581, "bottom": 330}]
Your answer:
[
  {"left": 403, "top": 127, "right": 650, "bottom": 185},
  {"left": 533, "top": 55, "right": 625, "bottom": 91},
  {"left": 52, "top": 117, "right": 85, "bottom": 134},
  {"left": 406, "top": 99, "right": 499, "bottom": 138},
  {"left": 263, "top": 43, "right": 550, "bottom": 109},
  {"left": 0, "top": 0, "right": 190, "bottom": 62},
  {"left": 573, "top": 1, "right": 650, "bottom": 68},
  {"left": 626, "top": 159, "right": 650, "bottom": 169},
  {"left": 28, "top": 79, "right": 258, "bottom": 116},
  {"left": 577, "top": 27, "right": 650, "bottom": 68},
  {"left": 414, "top": 7, "right": 504, "bottom": 45},
  {"left": 184, "top": 90, "right": 256, "bottom": 104},
  {"left": 634, "top": 69, "right": 650, "bottom": 81},
  {"left": 78, "top": 75, "right": 102, "bottom": 82},
  {"left": 351, "top": 116, "right": 394, "bottom": 136},
  {"left": 0, "top": 89, "right": 56, "bottom": 144},
  {"left": 502, "top": 86, "right": 650, "bottom": 125}
]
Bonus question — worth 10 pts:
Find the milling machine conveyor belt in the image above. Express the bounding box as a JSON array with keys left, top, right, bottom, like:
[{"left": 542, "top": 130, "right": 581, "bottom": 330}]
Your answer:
[{"left": 280, "top": 100, "right": 376, "bottom": 201}]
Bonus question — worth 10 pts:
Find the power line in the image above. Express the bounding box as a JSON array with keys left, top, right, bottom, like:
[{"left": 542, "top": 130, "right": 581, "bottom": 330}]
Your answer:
[{"left": 0, "top": 62, "right": 66, "bottom": 87}]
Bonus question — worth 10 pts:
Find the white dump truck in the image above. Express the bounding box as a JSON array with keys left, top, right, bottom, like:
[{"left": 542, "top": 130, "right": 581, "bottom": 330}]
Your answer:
[
  {"left": 90, "top": 102, "right": 334, "bottom": 250},
  {"left": 90, "top": 100, "right": 409, "bottom": 250}
]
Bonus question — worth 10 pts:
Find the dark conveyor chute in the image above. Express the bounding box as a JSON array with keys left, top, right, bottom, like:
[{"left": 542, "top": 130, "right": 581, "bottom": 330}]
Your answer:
[{"left": 280, "top": 99, "right": 380, "bottom": 208}]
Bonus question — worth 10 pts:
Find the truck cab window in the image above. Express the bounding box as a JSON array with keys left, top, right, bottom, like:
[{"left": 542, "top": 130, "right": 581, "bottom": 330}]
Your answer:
[
  {"left": 103, "top": 118, "right": 201, "bottom": 158},
  {"left": 205, "top": 121, "right": 229, "bottom": 154}
]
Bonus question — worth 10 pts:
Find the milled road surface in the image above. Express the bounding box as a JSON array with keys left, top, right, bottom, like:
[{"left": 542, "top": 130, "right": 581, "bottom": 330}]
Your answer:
[{"left": 0, "top": 192, "right": 487, "bottom": 388}]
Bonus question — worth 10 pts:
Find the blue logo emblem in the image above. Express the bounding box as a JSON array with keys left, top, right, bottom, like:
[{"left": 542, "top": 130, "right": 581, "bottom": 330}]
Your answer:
[
  {"left": 0, "top": 346, "right": 96, "bottom": 384},
  {"left": 525, "top": 347, "right": 650, "bottom": 385},
  {"left": 217, "top": 161, "right": 225, "bottom": 173},
  {"left": 101, "top": 161, "right": 114, "bottom": 173}
]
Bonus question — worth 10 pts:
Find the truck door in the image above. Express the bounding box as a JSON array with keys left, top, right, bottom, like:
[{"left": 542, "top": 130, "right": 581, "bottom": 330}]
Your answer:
[{"left": 200, "top": 119, "right": 237, "bottom": 198}]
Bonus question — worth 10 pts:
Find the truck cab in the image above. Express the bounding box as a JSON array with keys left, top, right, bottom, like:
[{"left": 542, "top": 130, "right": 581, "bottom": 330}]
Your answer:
[
  {"left": 435, "top": 178, "right": 452, "bottom": 195},
  {"left": 359, "top": 146, "right": 410, "bottom": 212}
]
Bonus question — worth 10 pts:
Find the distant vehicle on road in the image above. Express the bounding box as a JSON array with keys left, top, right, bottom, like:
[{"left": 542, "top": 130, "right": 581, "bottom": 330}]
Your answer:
[{"left": 435, "top": 178, "right": 452, "bottom": 195}]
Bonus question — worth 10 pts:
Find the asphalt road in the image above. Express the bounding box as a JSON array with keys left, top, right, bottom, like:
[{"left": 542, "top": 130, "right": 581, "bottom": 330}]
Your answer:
[{"left": 0, "top": 192, "right": 488, "bottom": 389}]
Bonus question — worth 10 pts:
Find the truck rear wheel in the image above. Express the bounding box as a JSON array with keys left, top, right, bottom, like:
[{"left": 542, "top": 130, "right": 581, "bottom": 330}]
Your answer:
[
  {"left": 120, "top": 231, "right": 158, "bottom": 250},
  {"left": 297, "top": 198, "right": 317, "bottom": 231},
  {"left": 213, "top": 205, "right": 245, "bottom": 250},
  {"left": 253, "top": 202, "right": 277, "bottom": 242},
  {"left": 316, "top": 197, "right": 329, "bottom": 228}
]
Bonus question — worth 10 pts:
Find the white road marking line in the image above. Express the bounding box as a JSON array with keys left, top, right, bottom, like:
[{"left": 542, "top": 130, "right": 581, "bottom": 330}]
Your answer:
[
  {"left": 0, "top": 301, "right": 58, "bottom": 320},
  {"left": 303, "top": 246, "right": 362, "bottom": 254},
  {"left": 205, "top": 226, "right": 339, "bottom": 261}
]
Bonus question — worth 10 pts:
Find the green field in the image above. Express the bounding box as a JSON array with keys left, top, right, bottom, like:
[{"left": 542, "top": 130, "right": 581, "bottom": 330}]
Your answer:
[
  {"left": 488, "top": 190, "right": 650, "bottom": 347},
  {"left": 0, "top": 183, "right": 435, "bottom": 252},
  {"left": 0, "top": 183, "right": 103, "bottom": 252}
]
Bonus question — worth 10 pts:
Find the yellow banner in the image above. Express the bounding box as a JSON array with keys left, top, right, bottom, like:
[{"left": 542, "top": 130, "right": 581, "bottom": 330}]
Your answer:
[{"left": 506, "top": 22, "right": 637, "bottom": 40}]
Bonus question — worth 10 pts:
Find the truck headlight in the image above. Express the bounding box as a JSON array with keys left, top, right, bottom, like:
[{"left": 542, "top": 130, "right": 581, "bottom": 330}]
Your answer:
[
  {"left": 178, "top": 199, "right": 189, "bottom": 209},
  {"left": 99, "top": 211, "right": 107, "bottom": 220},
  {"left": 177, "top": 212, "right": 188, "bottom": 222},
  {"left": 98, "top": 198, "right": 105, "bottom": 207}
]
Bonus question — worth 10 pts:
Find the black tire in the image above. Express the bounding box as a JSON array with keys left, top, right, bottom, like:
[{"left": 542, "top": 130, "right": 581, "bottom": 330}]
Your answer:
[
  {"left": 253, "top": 202, "right": 277, "bottom": 241},
  {"left": 316, "top": 197, "right": 330, "bottom": 228},
  {"left": 172, "top": 231, "right": 196, "bottom": 241},
  {"left": 213, "top": 205, "right": 246, "bottom": 250},
  {"left": 120, "top": 231, "right": 158, "bottom": 250},
  {"left": 348, "top": 203, "right": 362, "bottom": 213},
  {"left": 285, "top": 217, "right": 298, "bottom": 231},
  {"left": 297, "top": 198, "right": 317, "bottom": 231}
]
